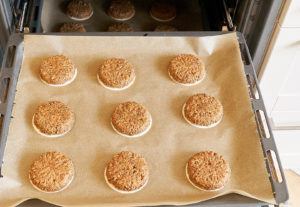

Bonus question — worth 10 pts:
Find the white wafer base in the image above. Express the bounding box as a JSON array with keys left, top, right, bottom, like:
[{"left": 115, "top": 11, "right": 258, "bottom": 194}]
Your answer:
[
  {"left": 32, "top": 116, "right": 73, "bottom": 138},
  {"left": 29, "top": 166, "right": 74, "bottom": 193},
  {"left": 111, "top": 116, "right": 152, "bottom": 138},
  {"left": 97, "top": 74, "right": 135, "bottom": 91},
  {"left": 185, "top": 164, "right": 224, "bottom": 192},
  {"left": 168, "top": 69, "right": 206, "bottom": 86},
  {"left": 182, "top": 103, "right": 222, "bottom": 128},
  {"left": 150, "top": 11, "right": 176, "bottom": 22},
  {"left": 104, "top": 167, "right": 148, "bottom": 194},
  {"left": 68, "top": 11, "right": 93, "bottom": 21},
  {"left": 109, "top": 11, "right": 135, "bottom": 21},
  {"left": 40, "top": 69, "right": 77, "bottom": 87}
]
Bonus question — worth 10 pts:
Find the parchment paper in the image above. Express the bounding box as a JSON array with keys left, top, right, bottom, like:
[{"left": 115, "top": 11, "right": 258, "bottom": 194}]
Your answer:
[
  {"left": 0, "top": 33, "right": 275, "bottom": 207},
  {"left": 41, "top": 0, "right": 203, "bottom": 32}
]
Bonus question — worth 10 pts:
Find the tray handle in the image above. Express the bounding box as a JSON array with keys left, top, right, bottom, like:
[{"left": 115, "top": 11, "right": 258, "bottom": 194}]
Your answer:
[
  {"left": 0, "top": 34, "right": 23, "bottom": 177},
  {"left": 237, "top": 32, "right": 289, "bottom": 204}
]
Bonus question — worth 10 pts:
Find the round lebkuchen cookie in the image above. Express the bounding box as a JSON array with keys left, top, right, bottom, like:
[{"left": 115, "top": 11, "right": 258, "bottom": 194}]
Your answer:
[
  {"left": 29, "top": 152, "right": 75, "bottom": 193},
  {"left": 59, "top": 22, "right": 86, "bottom": 32},
  {"left": 150, "top": 0, "right": 176, "bottom": 22},
  {"left": 66, "top": 0, "right": 93, "bottom": 21},
  {"left": 32, "top": 101, "right": 75, "bottom": 138},
  {"left": 168, "top": 54, "right": 206, "bottom": 86},
  {"left": 111, "top": 101, "right": 152, "bottom": 138},
  {"left": 186, "top": 151, "right": 231, "bottom": 191},
  {"left": 105, "top": 151, "right": 149, "bottom": 193},
  {"left": 39, "top": 55, "right": 77, "bottom": 87},
  {"left": 107, "top": 22, "right": 134, "bottom": 32},
  {"left": 108, "top": 0, "right": 135, "bottom": 21},
  {"left": 182, "top": 93, "right": 223, "bottom": 128},
  {"left": 97, "top": 58, "right": 135, "bottom": 90}
]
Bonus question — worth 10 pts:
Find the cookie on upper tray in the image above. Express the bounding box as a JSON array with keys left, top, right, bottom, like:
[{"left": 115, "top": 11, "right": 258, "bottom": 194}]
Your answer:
[
  {"left": 60, "top": 22, "right": 86, "bottom": 32},
  {"left": 150, "top": 0, "right": 176, "bottom": 22},
  {"left": 66, "top": 0, "right": 93, "bottom": 21},
  {"left": 107, "top": 0, "right": 135, "bottom": 21}
]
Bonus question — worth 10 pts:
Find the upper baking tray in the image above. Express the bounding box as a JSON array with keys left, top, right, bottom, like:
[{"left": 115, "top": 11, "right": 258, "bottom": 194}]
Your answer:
[
  {"left": 0, "top": 32, "right": 288, "bottom": 206},
  {"left": 41, "top": 0, "right": 206, "bottom": 32}
]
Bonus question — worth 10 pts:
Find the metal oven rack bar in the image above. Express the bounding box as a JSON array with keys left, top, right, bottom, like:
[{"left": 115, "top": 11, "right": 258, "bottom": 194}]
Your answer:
[{"left": 0, "top": 32, "right": 288, "bottom": 207}]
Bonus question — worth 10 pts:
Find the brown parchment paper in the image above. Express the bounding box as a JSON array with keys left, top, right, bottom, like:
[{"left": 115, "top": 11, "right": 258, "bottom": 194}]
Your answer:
[{"left": 0, "top": 33, "right": 275, "bottom": 207}]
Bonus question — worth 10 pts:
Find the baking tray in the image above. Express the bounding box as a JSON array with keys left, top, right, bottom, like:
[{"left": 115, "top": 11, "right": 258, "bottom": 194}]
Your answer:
[
  {"left": 0, "top": 32, "right": 288, "bottom": 206},
  {"left": 40, "top": 0, "right": 206, "bottom": 32}
]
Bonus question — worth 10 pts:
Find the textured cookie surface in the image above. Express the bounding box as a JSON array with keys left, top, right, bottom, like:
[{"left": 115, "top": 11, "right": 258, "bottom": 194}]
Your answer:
[
  {"left": 40, "top": 55, "right": 76, "bottom": 85},
  {"left": 108, "top": 0, "right": 135, "bottom": 20},
  {"left": 60, "top": 22, "right": 86, "bottom": 32},
  {"left": 154, "top": 25, "right": 177, "bottom": 31},
  {"left": 187, "top": 151, "right": 231, "bottom": 191},
  {"left": 29, "top": 152, "right": 74, "bottom": 192},
  {"left": 33, "top": 101, "right": 75, "bottom": 136},
  {"left": 98, "top": 58, "right": 135, "bottom": 88},
  {"left": 168, "top": 54, "right": 205, "bottom": 85},
  {"left": 67, "top": 0, "right": 93, "bottom": 19},
  {"left": 107, "top": 22, "right": 134, "bottom": 32},
  {"left": 150, "top": 0, "right": 176, "bottom": 21},
  {"left": 106, "top": 151, "right": 149, "bottom": 192},
  {"left": 111, "top": 102, "right": 151, "bottom": 136},
  {"left": 183, "top": 93, "right": 223, "bottom": 127}
]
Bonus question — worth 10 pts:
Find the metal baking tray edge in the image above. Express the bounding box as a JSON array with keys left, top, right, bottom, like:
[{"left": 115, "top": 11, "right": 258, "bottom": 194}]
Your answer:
[{"left": 0, "top": 32, "right": 289, "bottom": 206}]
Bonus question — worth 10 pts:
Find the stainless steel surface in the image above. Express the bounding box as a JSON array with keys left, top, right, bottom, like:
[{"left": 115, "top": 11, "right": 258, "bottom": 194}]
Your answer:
[
  {"left": 9, "top": 0, "right": 18, "bottom": 28},
  {"left": 232, "top": 0, "right": 239, "bottom": 22},
  {"left": 4, "top": 0, "right": 43, "bottom": 34},
  {"left": 0, "top": 1, "right": 13, "bottom": 50},
  {"left": 23, "top": 0, "right": 43, "bottom": 33},
  {"left": 222, "top": 0, "right": 235, "bottom": 31},
  {"left": 16, "top": 0, "right": 27, "bottom": 33},
  {"left": 23, "top": 0, "right": 33, "bottom": 33}
]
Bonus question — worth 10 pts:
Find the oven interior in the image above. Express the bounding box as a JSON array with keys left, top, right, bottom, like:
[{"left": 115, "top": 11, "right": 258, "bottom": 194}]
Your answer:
[{"left": 1, "top": 0, "right": 283, "bottom": 73}]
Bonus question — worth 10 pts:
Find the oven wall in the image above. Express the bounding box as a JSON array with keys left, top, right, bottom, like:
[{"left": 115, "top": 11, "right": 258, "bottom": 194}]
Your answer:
[
  {"left": 0, "top": 1, "right": 13, "bottom": 66},
  {"left": 234, "top": 0, "right": 284, "bottom": 73},
  {"left": 200, "top": 0, "right": 284, "bottom": 74}
]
